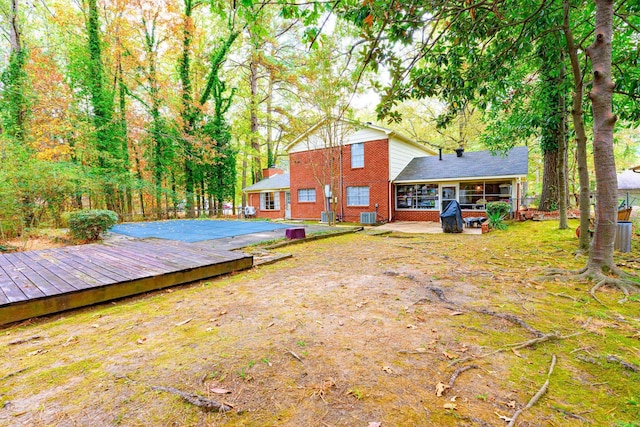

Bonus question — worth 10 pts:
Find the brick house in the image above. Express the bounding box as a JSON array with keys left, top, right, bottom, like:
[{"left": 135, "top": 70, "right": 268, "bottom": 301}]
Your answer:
[
  {"left": 243, "top": 168, "right": 291, "bottom": 220},
  {"left": 244, "top": 119, "right": 528, "bottom": 223}
]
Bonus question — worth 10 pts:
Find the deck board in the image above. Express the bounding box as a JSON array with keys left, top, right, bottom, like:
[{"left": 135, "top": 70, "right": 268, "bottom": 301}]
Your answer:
[{"left": 0, "top": 239, "right": 252, "bottom": 325}]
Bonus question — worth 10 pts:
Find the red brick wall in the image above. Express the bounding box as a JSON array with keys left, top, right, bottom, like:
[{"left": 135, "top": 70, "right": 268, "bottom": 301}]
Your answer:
[
  {"left": 246, "top": 191, "right": 287, "bottom": 220},
  {"left": 289, "top": 139, "right": 391, "bottom": 221},
  {"left": 394, "top": 210, "right": 487, "bottom": 222}
]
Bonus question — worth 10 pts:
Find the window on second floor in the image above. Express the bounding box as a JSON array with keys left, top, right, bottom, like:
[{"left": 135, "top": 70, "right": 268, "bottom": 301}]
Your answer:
[{"left": 351, "top": 142, "right": 364, "bottom": 168}]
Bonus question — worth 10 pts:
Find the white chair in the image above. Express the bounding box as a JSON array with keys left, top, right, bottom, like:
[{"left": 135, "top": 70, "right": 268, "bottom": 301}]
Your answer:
[{"left": 244, "top": 206, "right": 256, "bottom": 218}]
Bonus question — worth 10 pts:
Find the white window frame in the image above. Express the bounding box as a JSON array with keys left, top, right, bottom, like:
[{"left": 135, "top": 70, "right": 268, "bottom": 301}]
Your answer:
[
  {"left": 346, "top": 186, "right": 369, "bottom": 206},
  {"left": 351, "top": 142, "right": 364, "bottom": 168},
  {"left": 297, "top": 188, "right": 316, "bottom": 203},
  {"left": 260, "top": 192, "right": 280, "bottom": 210}
]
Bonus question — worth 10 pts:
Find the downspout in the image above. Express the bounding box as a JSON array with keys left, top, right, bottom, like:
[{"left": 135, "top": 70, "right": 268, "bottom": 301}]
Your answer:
[
  {"left": 388, "top": 181, "right": 392, "bottom": 222},
  {"left": 339, "top": 145, "right": 344, "bottom": 220}
]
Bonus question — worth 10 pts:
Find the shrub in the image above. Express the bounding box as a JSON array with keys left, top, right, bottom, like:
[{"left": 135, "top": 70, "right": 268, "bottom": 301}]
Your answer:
[
  {"left": 68, "top": 210, "right": 118, "bottom": 241},
  {"left": 487, "top": 210, "right": 508, "bottom": 230},
  {"left": 486, "top": 201, "right": 511, "bottom": 219}
]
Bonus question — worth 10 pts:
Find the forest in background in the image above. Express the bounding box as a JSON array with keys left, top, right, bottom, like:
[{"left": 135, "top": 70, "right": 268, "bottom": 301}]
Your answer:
[{"left": 0, "top": 0, "right": 638, "bottom": 238}]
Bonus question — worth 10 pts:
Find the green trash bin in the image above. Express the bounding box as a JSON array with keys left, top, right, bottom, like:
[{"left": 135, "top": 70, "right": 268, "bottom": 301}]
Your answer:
[{"left": 614, "top": 221, "right": 632, "bottom": 253}]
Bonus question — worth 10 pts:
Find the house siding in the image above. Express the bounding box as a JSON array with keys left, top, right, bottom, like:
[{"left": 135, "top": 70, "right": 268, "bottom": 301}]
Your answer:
[
  {"left": 288, "top": 123, "right": 390, "bottom": 153},
  {"left": 388, "top": 137, "right": 434, "bottom": 181}
]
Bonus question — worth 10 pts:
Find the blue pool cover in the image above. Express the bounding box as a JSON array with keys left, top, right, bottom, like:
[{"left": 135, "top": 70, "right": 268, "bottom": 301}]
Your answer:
[{"left": 110, "top": 220, "right": 290, "bottom": 243}]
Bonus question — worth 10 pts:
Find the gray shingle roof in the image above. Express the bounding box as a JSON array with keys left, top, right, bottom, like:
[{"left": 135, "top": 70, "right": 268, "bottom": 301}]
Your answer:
[
  {"left": 395, "top": 146, "right": 529, "bottom": 182},
  {"left": 244, "top": 173, "right": 290, "bottom": 192}
]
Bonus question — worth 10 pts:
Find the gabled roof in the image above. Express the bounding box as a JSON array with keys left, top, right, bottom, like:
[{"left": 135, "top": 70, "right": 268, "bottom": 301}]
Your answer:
[
  {"left": 244, "top": 173, "right": 290, "bottom": 192},
  {"left": 285, "top": 117, "right": 436, "bottom": 155},
  {"left": 395, "top": 146, "right": 529, "bottom": 182}
]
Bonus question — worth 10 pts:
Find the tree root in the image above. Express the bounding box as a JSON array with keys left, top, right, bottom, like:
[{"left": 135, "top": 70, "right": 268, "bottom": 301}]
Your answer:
[
  {"left": 425, "top": 284, "right": 546, "bottom": 337},
  {"left": 450, "top": 332, "right": 581, "bottom": 367},
  {"left": 541, "top": 265, "right": 639, "bottom": 304},
  {"left": 448, "top": 364, "right": 478, "bottom": 388},
  {"left": 475, "top": 308, "right": 544, "bottom": 337},
  {"left": 507, "top": 355, "right": 556, "bottom": 427},
  {"left": 151, "top": 386, "right": 232, "bottom": 412},
  {"left": 606, "top": 355, "right": 640, "bottom": 372}
]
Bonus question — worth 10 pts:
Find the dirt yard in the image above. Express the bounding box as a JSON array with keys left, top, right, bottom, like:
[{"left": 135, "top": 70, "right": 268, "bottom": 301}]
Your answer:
[{"left": 1, "top": 220, "right": 639, "bottom": 426}]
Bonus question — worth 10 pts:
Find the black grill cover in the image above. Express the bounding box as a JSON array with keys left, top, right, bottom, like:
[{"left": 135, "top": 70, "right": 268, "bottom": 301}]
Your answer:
[{"left": 440, "top": 200, "right": 463, "bottom": 233}]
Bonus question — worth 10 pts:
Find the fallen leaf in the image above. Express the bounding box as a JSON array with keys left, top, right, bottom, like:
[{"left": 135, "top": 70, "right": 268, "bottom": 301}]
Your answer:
[
  {"left": 219, "top": 310, "right": 227, "bottom": 315},
  {"left": 406, "top": 324, "right": 417, "bottom": 329},
  {"left": 449, "top": 311, "right": 464, "bottom": 316},
  {"left": 414, "top": 347, "right": 427, "bottom": 353},
  {"left": 209, "top": 387, "right": 231, "bottom": 394},
  {"left": 63, "top": 336, "right": 78, "bottom": 347},
  {"left": 495, "top": 411, "right": 512, "bottom": 422},
  {"left": 435, "top": 382, "right": 450, "bottom": 397},
  {"left": 166, "top": 289, "right": 174, "bottom": 293},
  {"left": 507, "top": 400, "right": 516, "bottom": 408},
  {"left": 91, "top": 324, "right": 100, "bottom": 328},
  {"left": 511, "top": 348, "right": 522, "bottom": 358},
  {"left": 175, "top": 318, "right": 192, "bottom": 326},
  {"left": 382, "top": 366, "right": 394, "bottom": 374},
  {"left": 443, "top": 403, "right": 457, "bottom": 410},
  {"left": 450, "top": 396, "right": 457, "bottom": 402},
  {"left": 137, "top": 337, "right": 147, "bottom": 345},
  {"left": 368, "top": 423, "right": 381, "bottom": 427},
  {"left": 443, "top": 351, "right": 457, "bottom": 360}
]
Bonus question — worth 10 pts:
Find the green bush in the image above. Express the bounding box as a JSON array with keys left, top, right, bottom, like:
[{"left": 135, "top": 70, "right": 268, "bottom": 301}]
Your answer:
[
  {"left": 68, "top": 210, "right": 118, "bottom": 241},
  {"left": 487, "top": 210, "right": 508, "bottom": 230},
  {"left": 486, "top": 201, "right": 511, "bottom": 219}
]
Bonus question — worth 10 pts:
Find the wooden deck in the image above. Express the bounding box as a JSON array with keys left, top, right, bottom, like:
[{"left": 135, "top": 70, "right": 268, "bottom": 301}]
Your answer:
[{"left": 0, "top": 239, "right": 253, "bottom": 325}]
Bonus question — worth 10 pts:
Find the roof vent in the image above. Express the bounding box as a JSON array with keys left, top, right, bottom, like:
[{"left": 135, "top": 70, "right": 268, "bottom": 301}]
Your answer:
[{"left": 455, "top": 147, "right": 464, "bottom": 157}]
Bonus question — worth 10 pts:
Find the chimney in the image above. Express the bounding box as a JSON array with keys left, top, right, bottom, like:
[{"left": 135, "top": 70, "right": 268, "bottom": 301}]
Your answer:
[
  {"left": 262, "top": 166, "right": 284, "bottom": 178},
  {"left": 455, "top": 147, "right": 464, "bottom": 157},
  {"left": 439, "top": 148, "right": 442, "bottom": 161}
]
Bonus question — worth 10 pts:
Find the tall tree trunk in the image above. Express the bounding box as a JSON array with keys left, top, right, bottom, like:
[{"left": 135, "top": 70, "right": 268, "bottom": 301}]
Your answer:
[
  {"left": 180, "top": 0, "right": 196, "bottom": 218},
  {"left": 117, "top": 59, "right": 133, "bottom": 221},
  {"left": 266, "top": 68, "right": 275, "bottom": 168},
  {"left": 539, "top": 149, "right": 559, "bottom": 211},
  {"left": 86, "top": 0, "right": 119, "bottom": 210},
  {"left": 133, "top": 144, "right": 146, "bottom": 218},
  {"left": 563, "top": 0, "right": 591, "bottom": 252},
  {"left": 585, "top": 0, "right": 617, "bottom": 271},
  {"left": 557, "top": 80, "right": 569, "bottom": 230},
  {"left": 142, "top": 15, "right": 165, "bottom": 220},
  {"left": 249, "top": 44, "right": 261, "bottom": 184},
  {"left": 7, "top": 0, "right": 26, "bottom": 142}
]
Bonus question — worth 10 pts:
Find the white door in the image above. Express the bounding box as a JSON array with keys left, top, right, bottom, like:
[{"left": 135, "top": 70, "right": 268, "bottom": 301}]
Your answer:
[{"left": 285, "top": 191, "right": 291, "bottom": 219}]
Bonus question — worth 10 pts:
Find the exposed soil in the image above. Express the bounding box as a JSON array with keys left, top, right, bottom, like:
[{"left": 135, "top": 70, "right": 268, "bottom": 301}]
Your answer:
[{"left": 1, "top": 220, "right": 639, "bottom": 426}]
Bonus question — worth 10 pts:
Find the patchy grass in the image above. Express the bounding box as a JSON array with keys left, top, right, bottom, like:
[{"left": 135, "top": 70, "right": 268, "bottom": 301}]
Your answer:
[{"left": 1, "top": 219, "right": 640, "bottom": 426}]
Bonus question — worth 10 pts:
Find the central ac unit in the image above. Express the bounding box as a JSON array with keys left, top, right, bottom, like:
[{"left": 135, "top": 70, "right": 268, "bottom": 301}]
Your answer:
[
  {"left": 321, "top": 211, "right": 335, "bottom": 223},
  {"left": 360, "top": 212, "right": 377, "bottom": 224}
]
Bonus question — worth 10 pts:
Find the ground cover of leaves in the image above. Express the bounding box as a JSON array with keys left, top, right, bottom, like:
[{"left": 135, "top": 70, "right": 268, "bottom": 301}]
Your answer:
[{"left": 1, "top": 220, "right": 639, "bottom": 426}]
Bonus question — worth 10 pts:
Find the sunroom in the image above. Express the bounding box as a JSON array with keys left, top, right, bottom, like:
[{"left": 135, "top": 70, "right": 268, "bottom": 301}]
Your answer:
[{"left": 393, "top": 147, "right": 528, "bottom": 222}]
